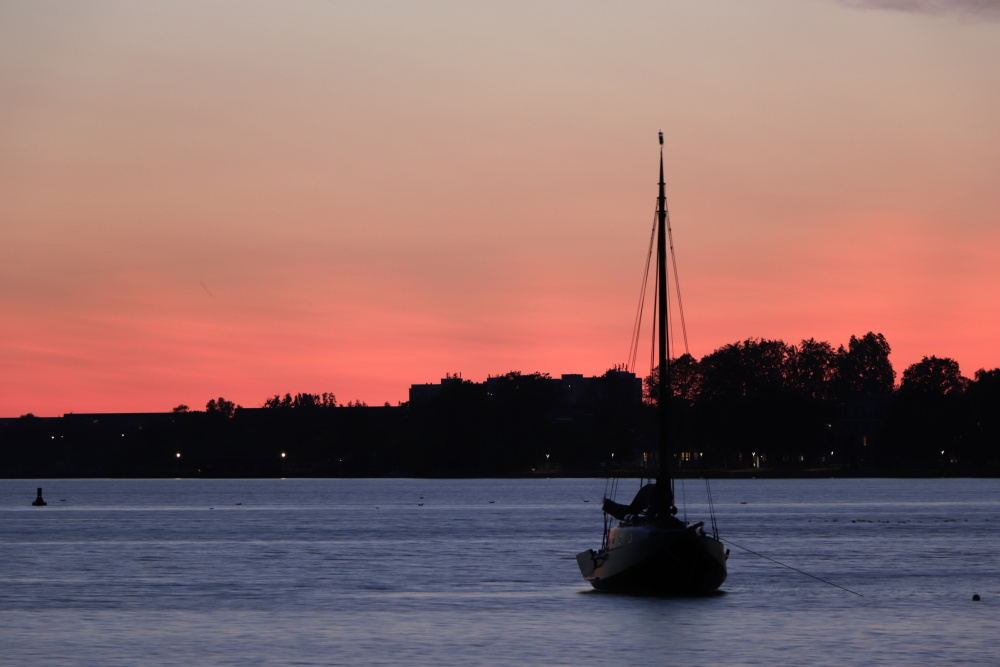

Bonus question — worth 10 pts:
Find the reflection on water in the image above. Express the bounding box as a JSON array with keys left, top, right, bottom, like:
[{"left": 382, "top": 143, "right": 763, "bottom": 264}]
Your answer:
[{"left": 1, "top": 478, "right": 998, "bottom": 666}]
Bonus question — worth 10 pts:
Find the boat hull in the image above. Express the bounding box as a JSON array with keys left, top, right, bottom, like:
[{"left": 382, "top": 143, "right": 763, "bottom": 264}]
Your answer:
[{"left": 577, "top": 522, "right": 728, "bottom": 595}]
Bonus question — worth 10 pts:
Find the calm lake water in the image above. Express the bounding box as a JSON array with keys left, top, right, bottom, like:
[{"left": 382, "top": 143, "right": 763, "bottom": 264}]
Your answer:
[{"left": 1, "top": 477, "right": 997, "bottom": 666}]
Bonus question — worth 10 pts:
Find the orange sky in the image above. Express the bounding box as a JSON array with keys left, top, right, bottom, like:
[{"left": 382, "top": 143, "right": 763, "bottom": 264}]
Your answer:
[{"left": 3, "top": 1, "right": 1000, "bottom": 417}]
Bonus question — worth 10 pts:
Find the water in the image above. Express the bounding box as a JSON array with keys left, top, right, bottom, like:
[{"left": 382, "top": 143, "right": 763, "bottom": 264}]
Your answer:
[{"left": 1, "top": 477, "right": 997, "bottom": 666}]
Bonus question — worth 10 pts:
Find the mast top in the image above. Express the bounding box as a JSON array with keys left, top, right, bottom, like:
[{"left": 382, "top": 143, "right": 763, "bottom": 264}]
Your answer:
[{"left": 658, "top": 131, "right": 663, "bottom": 145}]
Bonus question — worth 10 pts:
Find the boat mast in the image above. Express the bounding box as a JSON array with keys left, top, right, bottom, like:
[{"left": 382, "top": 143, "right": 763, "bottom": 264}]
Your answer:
[{"left": 655, "top": 131, "right": 674, "bottom": 515}]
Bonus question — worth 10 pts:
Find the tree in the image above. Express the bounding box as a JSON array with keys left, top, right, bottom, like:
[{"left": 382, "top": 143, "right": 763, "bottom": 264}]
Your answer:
[
  {"left": 495, "top": 370, "right": 552, "bottom": 382},
  {"left": 264, "top": 393, "right": 292, "bottom": 408},
  {"left": 899, "top": 356, "right": 968, "bottom": 395},
  {"left": 837, "top": 332, "right": 895, "bottom": 396},
  {"left": 206, "top": 397, "right": 239, "bottom": 418},
  {"left": 888, "top": 356, "right": 969, "bottom": 468},
  {"left": 698, "top": 338, "right": 790, "bottom": 402},
  {"left": 172, "top": 404, "right": 190, "bottom": 413},
  {"left": 972, "top": 367, "right": 1000, "bottom": 387},
  {"left": 262, "top": 392, "right": 338, "bottom": 409},
  {"left": 644, "top": 354, "right": 701, "bottom": 404},
  {"left": 787, "top": 338, "right": 839, "bottom": 400},
  {"left": 966, "top": 369, "right": 1000, "bottom": 466}
]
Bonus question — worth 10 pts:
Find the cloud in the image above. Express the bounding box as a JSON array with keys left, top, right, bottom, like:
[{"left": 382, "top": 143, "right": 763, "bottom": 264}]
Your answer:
[{"left": 833, "top": 0, "right": 1000, "bottom": 19}]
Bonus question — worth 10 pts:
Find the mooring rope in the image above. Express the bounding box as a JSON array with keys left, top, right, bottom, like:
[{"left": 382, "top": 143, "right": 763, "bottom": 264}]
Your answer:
[{"left": 721, "top": 537, "right": 864, "bottom": 597}]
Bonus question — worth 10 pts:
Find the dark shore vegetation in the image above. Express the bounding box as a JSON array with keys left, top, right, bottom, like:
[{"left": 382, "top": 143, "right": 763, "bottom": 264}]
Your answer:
[{"left": 3, "top": 332, "right": 999, "bottom": 478}]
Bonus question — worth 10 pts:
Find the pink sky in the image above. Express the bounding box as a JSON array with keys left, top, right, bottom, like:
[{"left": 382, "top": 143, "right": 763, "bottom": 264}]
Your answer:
[{"left": 3, "top": 1, "right": 1000, "bottom": 417}]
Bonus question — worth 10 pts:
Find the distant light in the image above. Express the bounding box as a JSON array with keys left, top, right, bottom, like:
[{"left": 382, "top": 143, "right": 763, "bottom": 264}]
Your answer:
[
  {"left": 176, "top": 453, "right": 181, "bottom": 458},
  {"left": 281, "top": 452, "right": 286, "bottom": 458}
]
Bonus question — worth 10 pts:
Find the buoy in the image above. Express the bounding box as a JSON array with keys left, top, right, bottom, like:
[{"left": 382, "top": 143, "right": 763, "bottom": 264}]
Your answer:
[
  {"left": 32, "top": 488, "right": 47, "bottom": 506},
  {"left": 973, "top": 594, "right": 981, "bottom": 601}
]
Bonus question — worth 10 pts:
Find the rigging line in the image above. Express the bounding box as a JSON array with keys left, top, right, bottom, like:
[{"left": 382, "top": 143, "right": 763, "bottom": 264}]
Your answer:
[
  {"left": 658, "top": 141, "right": 688, "bottom": 358},
  {"left": 628, "top": 211, "right": 658, "bottom": 373},
  {"left": 631, "top": 207, "right": 658, "bottom": 371},
  {"left": 705, "top": 478, "right": 719, "bottom": 538},
  {"left": 721, "top": 538, "right": 865, "bottom": 598},
  {"left": 650, "top": 295, "right": 657, "bottom": 386},
  {"left": 678, "top": 478, "right": 687, "bottom": 524},
  {"left": 664, "top": 199, "right": 690, "bottom": 356},
  {"left": 648, "top": 239, "right": 658, "bottom": 393},
  {"left": 665, "top": 241, "right": 674, "bottom": 369},
  {"left": 608, "top": 475, "right": 620, "bottom": 504}
]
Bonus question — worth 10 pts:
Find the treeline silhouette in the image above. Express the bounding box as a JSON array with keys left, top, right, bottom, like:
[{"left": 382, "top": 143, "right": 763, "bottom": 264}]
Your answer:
[
  {"left": 651, "top": 332, "right": 999, "bottom": 473},
  {"left": 3, "top": 332, "right": 998, "bottom": 477}
]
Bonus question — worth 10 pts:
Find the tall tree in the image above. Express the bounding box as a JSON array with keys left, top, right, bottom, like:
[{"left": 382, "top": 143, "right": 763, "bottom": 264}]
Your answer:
[
  {"left": 699, "top": 338, "right": 790, "bottom": 402},
  {"left": 644, "top": 353, "right": 701, "bottom": 404},
  {"left": 837, "top": 332, "right": 895, "bottom": 395},
  {"left": 889, "top": 356, "right": 969, "bottom": 468},
  {"left": 786, "top": 338, "right": 839, "bottom": 400},
  {"left": 966, "top": 369, "right": 1000, "bottom": 466}
]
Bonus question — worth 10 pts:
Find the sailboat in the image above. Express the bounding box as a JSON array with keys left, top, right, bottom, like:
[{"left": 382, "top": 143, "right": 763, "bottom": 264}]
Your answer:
[{"left": 575, "top": 133, "right": 728, "bottom": 595}]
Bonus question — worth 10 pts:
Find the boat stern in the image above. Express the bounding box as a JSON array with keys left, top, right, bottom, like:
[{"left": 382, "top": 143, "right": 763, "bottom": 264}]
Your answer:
[{"left": 576, "top": 549, "right": 599, "bottom": 579}]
